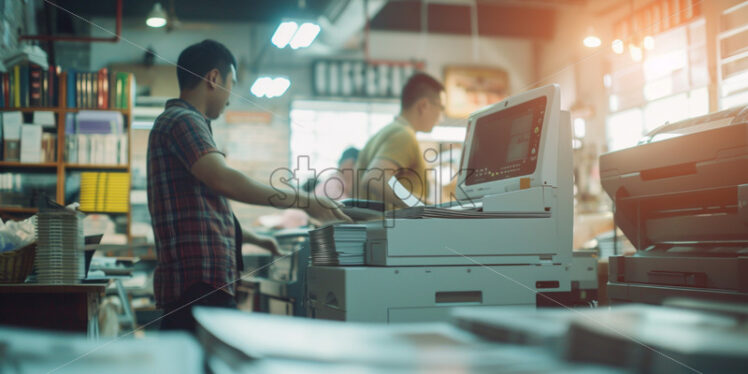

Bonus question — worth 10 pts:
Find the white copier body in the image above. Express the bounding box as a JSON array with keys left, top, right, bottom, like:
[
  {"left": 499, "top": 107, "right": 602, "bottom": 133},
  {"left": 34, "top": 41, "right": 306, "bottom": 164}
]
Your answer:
[{"left": 308, "top": 85, "right": 574, "bottom": 323}]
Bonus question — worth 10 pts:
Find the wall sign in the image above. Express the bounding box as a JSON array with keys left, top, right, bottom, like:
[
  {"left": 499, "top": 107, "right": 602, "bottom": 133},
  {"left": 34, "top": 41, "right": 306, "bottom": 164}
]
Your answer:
[
  {"left": 313, "top": 60, "right": 424, "bottom": 99},
  {"left": 613, "top": 0, "right": 702, "bottom": 40},
  {"left": 444, "top": 66, "right": 509, "bottom": 118}
]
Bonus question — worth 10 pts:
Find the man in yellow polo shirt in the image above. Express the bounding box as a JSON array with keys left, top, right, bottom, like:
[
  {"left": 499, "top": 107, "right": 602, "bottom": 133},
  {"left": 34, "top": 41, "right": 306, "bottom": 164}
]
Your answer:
[{"left": 355, "top": 73, "right": 444, "bottom": 209}]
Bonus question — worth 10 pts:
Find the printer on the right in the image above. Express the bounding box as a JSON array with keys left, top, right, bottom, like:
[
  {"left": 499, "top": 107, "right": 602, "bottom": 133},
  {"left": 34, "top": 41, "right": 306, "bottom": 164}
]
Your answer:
[{"left": 600, "top": 105, "right": 748, "bottom": 305}]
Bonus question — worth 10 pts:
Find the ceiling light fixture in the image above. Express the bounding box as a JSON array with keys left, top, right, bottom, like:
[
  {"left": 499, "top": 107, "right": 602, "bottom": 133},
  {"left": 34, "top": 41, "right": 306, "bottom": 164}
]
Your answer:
[
  {"left": 611, "top": 39, "right": 625, "bottom": 54},
  {"left": 271, "top": 20, "right": 320, "bottom": 49},
  {"left": 251, "top": 76, "right": 291, "bottom": 98},
  {"left": 289, "top": 22, "right": 321, "bottom": 49},
  {"left": 583, "top": 27, "right": 601, "bottom": 48},
  {"left": 146, "top": 3, "right": 167, "bottom": 28},
  {"left": 271, "top": 21, "right": 299, "bottom": 48}
]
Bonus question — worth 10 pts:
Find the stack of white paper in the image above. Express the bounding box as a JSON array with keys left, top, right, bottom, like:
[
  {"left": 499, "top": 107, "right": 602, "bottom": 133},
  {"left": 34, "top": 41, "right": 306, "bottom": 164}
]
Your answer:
[{"left": 309, "top": 224, "right": 366, "bottom": 266}]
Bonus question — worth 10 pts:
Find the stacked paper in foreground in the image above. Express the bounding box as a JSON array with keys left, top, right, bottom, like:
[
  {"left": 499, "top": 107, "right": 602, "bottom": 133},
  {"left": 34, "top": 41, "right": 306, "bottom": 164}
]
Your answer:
[{"left": 309, "top": 224, "right": 366, "bottom": 266}]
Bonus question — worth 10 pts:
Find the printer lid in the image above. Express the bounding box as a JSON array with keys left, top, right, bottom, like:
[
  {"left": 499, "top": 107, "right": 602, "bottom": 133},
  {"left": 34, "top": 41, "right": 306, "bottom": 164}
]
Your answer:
[
  {"left": 600, "top": 106, "right": 748, "bottom": 251},
  {"left": 639, "top": 105, "right": 748, "bottom": 144}
]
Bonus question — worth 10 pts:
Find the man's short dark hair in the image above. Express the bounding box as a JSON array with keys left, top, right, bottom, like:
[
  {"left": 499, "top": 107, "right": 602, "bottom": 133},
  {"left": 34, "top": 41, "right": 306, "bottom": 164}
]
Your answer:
[
  {"left": 176, "top": 39, "right": 237, "bottom": 90},
  {"left": 338, "top": 147, "right": 360, "bottom": 166},
  {"left": 401, "top": 72, "right": 444, "bottom": 110}
]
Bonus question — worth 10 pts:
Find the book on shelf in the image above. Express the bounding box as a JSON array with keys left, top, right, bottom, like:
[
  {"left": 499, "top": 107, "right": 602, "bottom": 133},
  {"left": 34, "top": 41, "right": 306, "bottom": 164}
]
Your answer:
[
  {"left": 0, "top": 65, "right": 133, "bottom": 110},
  {"left": 0, "top": 63, "right": 59, "bottom": 108},
  {"left": 64, "top": 111, "right": 127, "bottom": 165},
  {"left": 20, "top": 124, "right": 42, "bottom": 163},
  {"left": 0, "top": 111, "right": 57, "bottom": 163},
  {"left": 67, "top": 69, "right": 133, "bottom": 110},
  {"left": 79, "top": 171, "right": 130, "bottom": 213},
  {"left": 2, "top": 111, "right": 22, "bottom": 161}
]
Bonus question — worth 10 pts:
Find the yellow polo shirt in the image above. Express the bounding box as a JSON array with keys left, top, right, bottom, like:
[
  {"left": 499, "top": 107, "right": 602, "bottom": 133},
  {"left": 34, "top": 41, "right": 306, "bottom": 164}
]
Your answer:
[{"left": 355, "top": 116, "right": 428, "bottom": 208}]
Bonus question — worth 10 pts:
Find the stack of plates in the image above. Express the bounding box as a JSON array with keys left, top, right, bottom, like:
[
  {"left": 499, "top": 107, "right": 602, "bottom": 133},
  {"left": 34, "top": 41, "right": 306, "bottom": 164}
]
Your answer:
[
  {"left": 35, "top": 209, "right": 85, "bottom": 284},
  {"left": 309, "top": 224, "right": 366, "bottom": 266}
]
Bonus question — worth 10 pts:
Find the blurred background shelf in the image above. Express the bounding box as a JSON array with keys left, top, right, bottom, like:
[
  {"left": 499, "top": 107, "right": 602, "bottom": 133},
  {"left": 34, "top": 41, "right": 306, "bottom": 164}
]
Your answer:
[
  {"left": 65, "top": 164, "right": 129, "bottom": 170},
  {"left": 0, "top": 161, "right": 58, "bottom": 169}
]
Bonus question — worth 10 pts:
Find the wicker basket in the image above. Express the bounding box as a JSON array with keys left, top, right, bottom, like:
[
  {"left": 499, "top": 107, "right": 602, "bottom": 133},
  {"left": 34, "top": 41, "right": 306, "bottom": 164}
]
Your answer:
[{"left": 0, "top": 242, "right": 37, "bottom": 283}]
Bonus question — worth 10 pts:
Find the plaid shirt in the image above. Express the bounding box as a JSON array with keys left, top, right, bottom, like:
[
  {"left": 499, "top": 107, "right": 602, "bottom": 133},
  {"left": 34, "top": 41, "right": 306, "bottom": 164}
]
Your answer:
[{"left": 147, "top": 99, "right": 236, "bottom": 308}]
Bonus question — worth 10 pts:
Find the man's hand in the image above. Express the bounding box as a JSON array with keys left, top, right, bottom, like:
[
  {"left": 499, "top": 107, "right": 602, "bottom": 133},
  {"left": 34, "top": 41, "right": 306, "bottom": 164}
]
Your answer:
[
  {"left": 257, "top": 236, "right": 281, "bottom": 256},
  {"left": 304, "top": 195, "right": 353, "bottom": 225},
  {"left": 243, "top": 229, "right": 282, "bottom": 256}
]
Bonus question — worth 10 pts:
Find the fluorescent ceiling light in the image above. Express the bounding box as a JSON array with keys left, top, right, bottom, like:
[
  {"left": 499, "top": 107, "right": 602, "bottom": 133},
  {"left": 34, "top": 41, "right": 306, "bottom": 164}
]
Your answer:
[
  {"left": 583, "top": 35, "right": 601, "bottom": 48},
  {"left": 146, "top": 3, "right": 167, "bottom": 28},
  {"left": 271, "top": 21, "right": 299, "bottom": 48},
  {"left": 251, "top": 77, "right": 291, "bottom": 98},
  {"left": 289, "top": 23, "right": 321, "bottom": 49},
  {"left": 611, "top": 39, "right": 624, "bottom": 54},
  {"left": 271, "top": 20, "right": 321, "bottom": 49},
  {"left": 583, "top": 27, "right": 601, "bottom": 48}
]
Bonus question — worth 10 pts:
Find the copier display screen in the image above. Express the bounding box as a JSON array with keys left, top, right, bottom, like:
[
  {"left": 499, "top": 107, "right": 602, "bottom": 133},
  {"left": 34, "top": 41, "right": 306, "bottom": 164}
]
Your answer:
[{"left": 465, "top": 96, "right": 546, "bottom": 186}]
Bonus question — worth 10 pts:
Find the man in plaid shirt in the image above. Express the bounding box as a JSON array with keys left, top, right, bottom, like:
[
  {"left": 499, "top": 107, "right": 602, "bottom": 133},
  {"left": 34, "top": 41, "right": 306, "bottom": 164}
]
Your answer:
[{"left": 148, "top": 40, "right": 349, "bottom": 331}]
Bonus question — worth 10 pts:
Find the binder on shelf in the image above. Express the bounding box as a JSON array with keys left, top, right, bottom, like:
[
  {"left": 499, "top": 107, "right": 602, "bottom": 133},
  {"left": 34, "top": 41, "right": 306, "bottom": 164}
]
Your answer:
[
  {"left": 108, "top": 71, "right": 116, "bottom": 111},
  {"left": 2, "top": 112, "right": 22, "bottom": 161},
  {"left": 1, "top": 74, "right": 8, "bottom": 107},
  {"left": 13, "top": 65, "right": 20, "bottom": 108},
  {"left": 44, "top": 66, "right": 60, "bottom": 107},
  {"left": 77, "top": 72, "right": 84, "bottom": 108},
  {"left": 65, "top": 113, "right": 78, "bottom": 163},
  {"left": 77, "top": 133, "right": 89, "bottom": 164},
  {"left": 97, "top": 68, "right": 108, "bottom": 109},
  {"left": 40, "top": 69, "right": 48, "bottom": 107},
  {"left": 29, "top": 64, "right": 43, "bottom": 107},
  {"left": 67, "top": 69, "right": 76, "bottom": 108},
  {"left": 0, "top": 73, "right": 4, "bottom": 108},
  {"left": 20, "top": 124, "right": 42, "bottom": 163},
  {"left": 41, "top": 133, "right": 56, "bottom": 162},
  {"left": 118, "top": 134, "right": 128, "bottom": 165},
  {"left": 19, "top": 64, "right": 29, "bottom": 107},
  {"left": 91, "top": 72, "right": 97, "bottom": 109}
]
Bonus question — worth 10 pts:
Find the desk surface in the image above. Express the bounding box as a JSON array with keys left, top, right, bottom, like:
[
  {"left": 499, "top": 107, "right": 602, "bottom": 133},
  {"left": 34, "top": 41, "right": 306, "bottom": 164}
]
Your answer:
[{"left": 0, "top": 283, "right": 108, "bottom": 294}]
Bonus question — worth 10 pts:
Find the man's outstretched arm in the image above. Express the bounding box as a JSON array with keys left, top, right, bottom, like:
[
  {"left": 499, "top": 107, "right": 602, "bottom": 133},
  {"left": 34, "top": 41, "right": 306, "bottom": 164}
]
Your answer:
[{"left": 191, "top": 152, "right": 351, "bottom": 223}]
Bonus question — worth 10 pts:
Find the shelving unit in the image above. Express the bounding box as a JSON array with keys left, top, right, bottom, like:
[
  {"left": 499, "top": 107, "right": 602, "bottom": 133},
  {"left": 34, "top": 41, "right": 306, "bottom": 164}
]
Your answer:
[
  {"left": 0, "top": 161, "right": 58, "bottom": 168},
  {"left": 0, "top": 71, "right": 134, "bottom": 240}
]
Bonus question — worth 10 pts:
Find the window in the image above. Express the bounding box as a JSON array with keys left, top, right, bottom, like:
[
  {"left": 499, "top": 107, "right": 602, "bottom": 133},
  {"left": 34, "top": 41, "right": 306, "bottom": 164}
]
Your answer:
[
  {"left": 605, "top": 18, "right": 709, "bottom": 151},
  {"left": 289, "top": 100, "right": 399, "bottom": 181},
  {"left": 606, "top": 108, "right": 643, "bottom": 151},
  {"left": 718, "top": 2, "right": 748, "bottom": 109}
]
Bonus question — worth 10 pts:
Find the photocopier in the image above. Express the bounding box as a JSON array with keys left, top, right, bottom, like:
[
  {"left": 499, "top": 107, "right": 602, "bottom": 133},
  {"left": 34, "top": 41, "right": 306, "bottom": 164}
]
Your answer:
[
  {"left": 307, "top": 84, "right": 584, "bottom": 323},
  {"left": 600, "top": 105, "right": 748, "bottom": 304}
]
